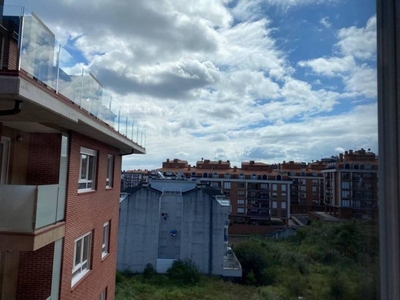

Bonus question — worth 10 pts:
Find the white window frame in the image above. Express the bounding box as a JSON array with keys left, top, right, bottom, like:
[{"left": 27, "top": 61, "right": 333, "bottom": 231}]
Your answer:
[
  {"left": 224, "top": 181, "right": 231, "bottom": 189},
  {"left": 102, "top": 221, "right": 110, "bottom": 258},
  {"left": 106, "top": 155, "right": 114, "bottom": 188},
  {"left": 281, "top": 202, "right": 287, "bottom": 209},
  {"left": 72, "top": 231, "right": 92, "bottom": 286},
  {"left": 79, "top": 147, "right": 97, "bottom": 192},
  {"left": 99, "top": 288, "right": 107, "bottom": 300},
  {"left": 237, "top": 207, "right": 245, "bottom": 214},
  {"left": 272, "top": 184, "right": 277, "bottom": 191},
  {"left": 237, "top": 199, "right": 245, "bottom": 206}
]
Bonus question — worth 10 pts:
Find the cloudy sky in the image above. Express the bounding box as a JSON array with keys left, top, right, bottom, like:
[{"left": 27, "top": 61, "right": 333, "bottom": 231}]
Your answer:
[{"left": 9, "top": 0, "right": 377, "bottom": 170}]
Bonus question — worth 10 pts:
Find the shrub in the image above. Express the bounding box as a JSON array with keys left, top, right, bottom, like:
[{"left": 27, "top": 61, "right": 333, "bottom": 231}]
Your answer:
[
  {"left": 115, "top": 271, "right": 124, "bottom": 284},
  {"left": 166, "top": 259, "right": 202, "bottom": 286},
  {"left": 143, "top": 263, "right": 157, "bottom": 279}
]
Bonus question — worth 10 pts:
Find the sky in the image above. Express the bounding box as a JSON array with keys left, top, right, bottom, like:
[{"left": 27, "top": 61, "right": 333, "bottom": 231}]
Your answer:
[{"left": 8, "top": 0, "right": 377, "bottom": 170}]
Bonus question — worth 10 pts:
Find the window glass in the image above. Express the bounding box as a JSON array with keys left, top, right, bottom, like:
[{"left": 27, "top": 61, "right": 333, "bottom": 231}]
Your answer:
[
  {"left": 79, "top": 147, "right": 97, "bottom": 192},
  {"left": 72, "top": 232, "right": 92, "bottom": 286}
]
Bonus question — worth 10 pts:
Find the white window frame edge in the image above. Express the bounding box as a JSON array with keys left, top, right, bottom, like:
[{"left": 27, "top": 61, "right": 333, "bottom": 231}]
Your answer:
[
  {"left": 71, "top": 231, "right": 92, "bottom": 286},
  {"left": 102, "top": 221, "right": 110, "bottom": 258},
  {"left": 0, "top": 137, "right": 11, "bottom": 185},
  {"left": 106, "top": 154, "right": 114, "bottom": 189},
  {"left": 78, "top": 147, "right": 97, "bottom": 193}
]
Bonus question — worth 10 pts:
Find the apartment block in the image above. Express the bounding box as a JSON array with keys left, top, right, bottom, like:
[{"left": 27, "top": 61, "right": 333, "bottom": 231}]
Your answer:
[
  {"left": 121, "top": 170, "right": 150, "bottom": 191},
  {"left": 156, "top": 159, "right": 292, "bottom": 235},
  {"left": 117, "top": 180, "right": 241, "bottom": 277},
  {"left": 279, "top": 161, "right": 327, "bottom": 214},
  {"left": 322, "top": 149, "right": 378, "bottom": 219},
  {"left": 0, "top": 7, "right": 145, "bottom": 300}
]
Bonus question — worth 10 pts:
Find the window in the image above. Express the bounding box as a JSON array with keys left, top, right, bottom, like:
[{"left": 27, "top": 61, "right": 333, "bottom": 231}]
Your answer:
[
  {"left": 300, "top": 185, "right": 306, "bottom": 191},
  {"left": 272, "top": 184, "right": 277, "bottom": 191},
  {"left": 238, "top": 182, "right": 245, "bottom": 188},
  {"left": 312, "top": 186, "right": 317, "bottom": 192},
  {"left": 281, "top": 202, "right": 287, "bottom": 209},
  {"left": 261, "top": 183, "right": 269, "bottom": 189},
  {"left": 281, "top": 184, "right": 286, "bottom": 191},
  {"left": 106, "top": 155, "right": 114, "bottom": 188},
  {"left": 300, "top": 179, "right": 306, "bottom": 184},
  {"left": 342, "top": 181, "right": 350, "bottom": 189},
  {"left": 238, "top": 190, "right": 245, "bottom": 196},
  {"left": 237, "top": 207, "right": 245, "bottom": 214},
  {"left": 79, "top": 147, "right": 97, "bottom": 191},
  {"left": 272, "top": 201, "right": 277, "bottom": 209},
  {"left": 312, "top": 179, "right": 319, "bottom": 184},
  {"left": 341, "top": 200, "right": 350, "bottom": 207},
  {"left": 342, "top": 191, "right": 350, "bottom": 198},
  {"left": 72, "top": 232, "right": 92, "bottom": 286},
  {"left": 102, "top": 221, "right": 110, "bottom": 258},
  {"left": 238, "top": 199, "right": 245, "bottom": 205},
  {"left": 224, "top": 182, "right": 231, "bottom": 189},
  {"left": 225, "top": 173, "right": 230, "bottom": 178},
  {"left": 251, "top": 173, "right": 257, "bottom": 180},
  {"left": 99, "top": 288, "right": 107, "bottom": 300},
  {"left": 281, "top": 209, "right": 287, "bottom": 217}
]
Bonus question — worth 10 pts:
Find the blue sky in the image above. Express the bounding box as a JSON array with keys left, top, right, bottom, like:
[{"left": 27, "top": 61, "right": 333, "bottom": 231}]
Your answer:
[{"left": 8, "top": 0, "right": 377, "bottom": 170}]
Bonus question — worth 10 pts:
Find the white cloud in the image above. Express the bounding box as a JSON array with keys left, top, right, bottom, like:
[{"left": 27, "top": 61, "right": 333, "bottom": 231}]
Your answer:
[
  {"left": 8, "top": 0, "right": 377, "bottom": 170},
  {"left": 336, "top": 16, "right": 376, "bottom": 60},
  {"left": 320, "top": 17, "right": 331, "bottom": 28}
]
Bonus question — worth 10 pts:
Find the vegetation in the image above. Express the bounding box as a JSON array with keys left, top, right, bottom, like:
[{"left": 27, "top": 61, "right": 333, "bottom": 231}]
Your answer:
[
  {"left": 116, "top": 221, "right": 380, "bottom": 300},
  {"left": 234, "top": 220, "right": 380, "bottom": 300}
]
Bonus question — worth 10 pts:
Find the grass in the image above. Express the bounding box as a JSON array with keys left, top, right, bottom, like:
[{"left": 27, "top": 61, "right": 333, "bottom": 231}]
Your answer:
[{"left": 115, "top": 273, "right": 263, "bottom": 300}]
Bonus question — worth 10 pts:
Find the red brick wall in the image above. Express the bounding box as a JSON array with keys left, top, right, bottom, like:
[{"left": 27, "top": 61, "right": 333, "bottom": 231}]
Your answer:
[
  {"left": 59, "top": 131, "right": 121, "bottom": 300},
  {"left": 16, "top": 243, "right": 54, "bottom": 300},
  {"left": 2, "top": 32, "right": 18, "bottom": 70},
  {"left": 26, "top": 133, "right": 61, "bottom": 185}
]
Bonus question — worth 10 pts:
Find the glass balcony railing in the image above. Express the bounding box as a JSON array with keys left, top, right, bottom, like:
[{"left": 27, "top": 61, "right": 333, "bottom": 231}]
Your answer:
[
  {"left": 0, "top": 184, "right": 63, "bottom": 232},
  {"left": 1, "top": 6, "right": 145, "bottom": 148}
]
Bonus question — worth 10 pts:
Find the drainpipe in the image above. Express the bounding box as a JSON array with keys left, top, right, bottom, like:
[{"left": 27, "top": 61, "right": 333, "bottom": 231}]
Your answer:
[{"left": 209, "top": 194, "right": 213, "bottom": 275}]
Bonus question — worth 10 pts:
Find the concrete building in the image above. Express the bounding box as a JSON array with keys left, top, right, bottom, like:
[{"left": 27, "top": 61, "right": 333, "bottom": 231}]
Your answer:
[
  {"left": 0, "top": 7, "right": 145, "bottom": 300},
  {"left": 117, "top": 180, "right": 241, "bottom": 277},
  {"left": 322, "top": 149, "right": 378, "bottom": 219}
]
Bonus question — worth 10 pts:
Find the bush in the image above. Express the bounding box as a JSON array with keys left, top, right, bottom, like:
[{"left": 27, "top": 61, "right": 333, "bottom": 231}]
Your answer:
[
  {"left": 115, "top": 271, "right": 124, "bottom": 284},
  {"left": 166, "top": 259, "right": 202, "bottom": 286},
  {"left": 143, "top": 263, "right": 157, "bottom": 279}
]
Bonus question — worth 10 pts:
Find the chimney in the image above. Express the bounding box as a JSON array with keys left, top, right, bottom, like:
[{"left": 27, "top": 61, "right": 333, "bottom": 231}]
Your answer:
[
  {"left": 250, "top": 160, "right": 255, "bottom": 165},
  {"left": 339, "top": 153, "right": 343, "bottom": 162},
  {"left": 167, "top": 159, "right": 170, "bottom": 162}
]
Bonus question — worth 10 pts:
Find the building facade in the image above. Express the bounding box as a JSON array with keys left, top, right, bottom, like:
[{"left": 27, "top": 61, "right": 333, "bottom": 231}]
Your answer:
[
  {"left": 121, "top": 170, "right": 149, "bottom": 191},
  {"left": 0, "top": 7, "right": 145, "bottom": 300},
  {"left": 117, "top": 180, "right": 241, "bottom": 277},
  {"left": 156, "top": 159, "right": 292, "bottom": 234},
  {"left": 279, "top": 161, "right": 327, "bottom": 214},
  {"left": 322, "top": 149, "right": 378, "bottom": 219}
]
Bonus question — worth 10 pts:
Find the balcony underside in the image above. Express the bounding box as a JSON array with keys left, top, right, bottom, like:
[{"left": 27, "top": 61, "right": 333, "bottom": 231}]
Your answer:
[
  {"left": 0, "top": 75, "right": 145, "bottom": 155},
  {"left": 0, "top": 222, "right": 65, "bottom": 251}
]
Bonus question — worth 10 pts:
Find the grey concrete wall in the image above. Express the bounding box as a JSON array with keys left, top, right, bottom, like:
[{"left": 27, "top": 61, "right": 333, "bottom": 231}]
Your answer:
[
  {"left": 181, "top": 190, "right": 229, "bottom": 275},
  {"left": 117, "top": 187, "right": 230, "bottom": 276},
  {"left": 117, "top": 188, "right": 160, "bottom": 272},
  {"left": 158, "top": 194, "right": 183, "bottom": 259}
]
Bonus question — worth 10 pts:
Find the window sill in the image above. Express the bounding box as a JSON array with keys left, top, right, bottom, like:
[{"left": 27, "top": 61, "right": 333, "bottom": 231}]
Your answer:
[
  {"left": 77, "top": 189, "right": 97, "bottom": 195},
  {"left": 71, "top": 269, "right": 91, "bottom": 289},
  {"left": 105, "top": 187, "right": 113, "bottom": 191},
  {"left": 102, "top": 252, "right": 110, "bottom": 261}
]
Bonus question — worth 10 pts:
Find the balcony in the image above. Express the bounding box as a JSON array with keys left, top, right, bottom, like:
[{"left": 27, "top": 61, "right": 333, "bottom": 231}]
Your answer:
[
  {"left": 0, "top": 184, "right": 62, "bottom": 232},
  {"left": 0, "top": 184, "right": 65, "bottom": 251},
  {"left": 0, "top": 6, "right": 145, "bottom": 153}
]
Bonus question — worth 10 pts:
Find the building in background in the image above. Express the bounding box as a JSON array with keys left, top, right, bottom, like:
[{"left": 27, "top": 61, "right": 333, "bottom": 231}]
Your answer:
[
  {"left": 0, "top": 7, "right": 145, "bottom": 300},
  {"left": 156, "top": 159, "right": 292, "bottom": 235},
  {"left": 322, "top": 149, "right": 378, "bottom": 219},
  {"left": 279, "top": 160, "right": 327, "bottom": 214},
  {"left": 117, "top": 180, "right": 241, "bottom": 277},
  {"left": 121, "top": 169, "right": 150, "bottom": 190}
]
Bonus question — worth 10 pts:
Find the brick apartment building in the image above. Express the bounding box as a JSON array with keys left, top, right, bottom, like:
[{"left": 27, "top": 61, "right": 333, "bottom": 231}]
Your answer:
[
  {"left": 322, "top": 149, "right": 378, "bottom": 219},
  {"left": 156, "top": 159, "right": 292, "bottom": 234},
  {"left": 0, "top": 7, "right": 145, "bottom": 300},
  {"left": 279, "top": 160, "right": 327, "bottom": 214}
]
